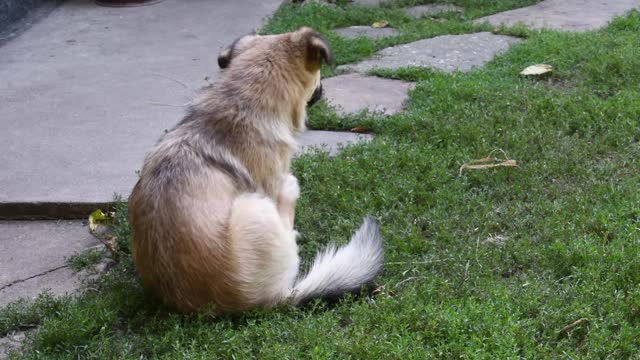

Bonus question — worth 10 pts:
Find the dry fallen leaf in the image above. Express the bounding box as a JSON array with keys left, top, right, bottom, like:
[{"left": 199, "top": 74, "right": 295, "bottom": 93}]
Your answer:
[
  {"left": 350, "top": 126, "right": 368, "bottom": 133},
  {"left": 557, "top": 318, "right": 590, "bottom": 339},
  {"left": 520, "top": 64, "right": 553, "bottom": 76},
  {"left": 459, "top": 150, "right": 518, "bottom": 176},
  {"left": 101, "top": 236, "right": 119, "bottom": 256},
  {"left": 371, "top": 20, "right": 389, "bottom": 28}
]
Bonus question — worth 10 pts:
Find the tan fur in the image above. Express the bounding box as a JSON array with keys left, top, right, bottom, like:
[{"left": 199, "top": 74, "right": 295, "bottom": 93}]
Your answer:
[{"left": 129, "top": 27, "right": 331, "bottom": 313}]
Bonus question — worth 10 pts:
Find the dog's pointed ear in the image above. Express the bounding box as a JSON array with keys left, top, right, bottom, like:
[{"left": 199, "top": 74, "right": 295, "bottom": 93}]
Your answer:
[
  {"left": 299, "top": 28, "right": 334, "bottom": 71},
  {"left": 218, "top": 47, "right": 232, "bottom": 69},
  {"left": 217, "top": 31, "right": 258, "bottom": 69},
  {"left": 308, "top": 33, "right": 334, "bottom": 65}
]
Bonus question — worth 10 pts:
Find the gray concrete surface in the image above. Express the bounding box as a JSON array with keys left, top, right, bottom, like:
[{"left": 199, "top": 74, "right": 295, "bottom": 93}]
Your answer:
[
  {"left": 334, "top": 26, "right": 400, "bottom": 39},
  {"left": 338, "top": 32, "right": 522, "bottom": 73},
  {"left": 297, "top": 130, "right": 373, "bottom": 156},
  {"left": 475, "top": 0, "right": 640, "bottom": 31},
  {"left": 403, "top": 4, "right": 462, "bottom": 17},
  {"left": 0, "top": 0, "right": 59, "bottom": 32},
  {"left": 0, "top": 0, "right": 62, "bottom": 46},
  {"left": 0, "top": 0, "right": 281, "bottom": 217},
  {"left": 0, "top": 331, "right": 28, "bottom": 360},
  {"left": 322, "top": 73, "right": 414, "bottom": 115},
  {"left": 0, "top": 220, "right": 101, "bottom": 307}
]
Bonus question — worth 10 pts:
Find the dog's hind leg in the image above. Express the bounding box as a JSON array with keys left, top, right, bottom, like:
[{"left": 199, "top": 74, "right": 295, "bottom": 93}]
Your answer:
[
  {"left": 276, "top": 173, "right": 300, "bottom": 230},
  {"left": 229, "top": 193, "right": 300, "bottom": 307}
]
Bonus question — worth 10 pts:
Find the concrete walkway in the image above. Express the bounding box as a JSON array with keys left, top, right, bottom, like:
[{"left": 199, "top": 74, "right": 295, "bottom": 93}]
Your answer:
[
  {"left": 0, "top": 0, "right": 281, "bottom": 218},
  {"left": 0, "top": 220, "right": 100, "bottom": 307}
]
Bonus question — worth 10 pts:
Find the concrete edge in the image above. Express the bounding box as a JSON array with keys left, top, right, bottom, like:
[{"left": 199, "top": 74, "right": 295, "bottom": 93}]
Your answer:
[{"left": 0, "top": 202, "right": 115, "bottom": 220}]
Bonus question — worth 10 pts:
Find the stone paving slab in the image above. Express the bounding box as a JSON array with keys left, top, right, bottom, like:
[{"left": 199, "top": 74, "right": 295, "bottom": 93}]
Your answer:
[
  {"left": 0, "top": 331, "right": 27, "bottom": 360},
  {"left": 338, "top": 32, "right": 522, "bottom": 73},
  {"left": 322, "top": 73, "right": 414, "bottom": 115},
  {"left": 0, "top": 220, "right": 101, "bottom": 307},
  {"left": 475, "top": 0, "right": 640, "bottom": 31},
  {"left": 0, "top": 0, "right": 281, "bottom": 217},
  {"left": 350, "top": 0, "right": 385, "bottom": 5},
  {"left": 297, "top": 130, "right": 373, "bottom": 156},
  {"left": 334, "top": 25, "right": 400, "bottom": 39},
  {"left": 0, "top": 266, "right": 86, "bottom": 308},
  {"left": 403, "top": 4, "right": 463, "bottom": 17}
]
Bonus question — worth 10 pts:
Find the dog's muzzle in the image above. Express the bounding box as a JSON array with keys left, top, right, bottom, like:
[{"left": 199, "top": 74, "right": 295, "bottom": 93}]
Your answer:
[{"left": 307, "top": 83, "right": 323, "bottom": 108}]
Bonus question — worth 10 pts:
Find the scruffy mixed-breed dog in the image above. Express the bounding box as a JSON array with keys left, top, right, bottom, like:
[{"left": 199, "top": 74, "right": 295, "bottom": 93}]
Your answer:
[{"left": 129, "top": 27, "right": 384, "bottom": 313}]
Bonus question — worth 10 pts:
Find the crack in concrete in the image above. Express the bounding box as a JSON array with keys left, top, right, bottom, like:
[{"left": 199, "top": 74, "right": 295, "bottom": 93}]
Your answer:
[{"left": 0, "top": 265, "right": 69, "bottom": 291}]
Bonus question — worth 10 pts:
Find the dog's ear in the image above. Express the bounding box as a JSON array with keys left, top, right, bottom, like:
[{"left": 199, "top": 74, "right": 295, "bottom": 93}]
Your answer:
[
  {"left": 218, "top": 47, "right": 232, "bottom": 69},
  {"left": 307, "top": 33, "right": 333, "bottom": 65},
  {"left": 218, "top": 32, "right": 258, "bottom": 69},
  {"left": 299, "top": 28, "right": 334, "bottom": 71}
]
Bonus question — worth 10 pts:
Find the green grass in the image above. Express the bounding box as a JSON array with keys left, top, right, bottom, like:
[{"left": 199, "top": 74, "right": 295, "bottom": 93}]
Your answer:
[
  {"left": 3, "top": 2, "right": 640, "bottom": 358},
  {"left": 67, "top": 248, "right": 105, "bottom": 273}
]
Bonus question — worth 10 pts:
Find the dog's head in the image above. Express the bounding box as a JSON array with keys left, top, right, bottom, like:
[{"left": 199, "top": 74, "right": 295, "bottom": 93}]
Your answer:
[{"left": 217, "top": 27, "right": 333, "bottom": 109}]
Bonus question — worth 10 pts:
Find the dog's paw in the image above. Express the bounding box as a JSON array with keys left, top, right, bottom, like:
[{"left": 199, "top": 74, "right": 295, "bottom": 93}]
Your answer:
[{"left": 279, "top": 173, "right": 300, "bottom": 202}]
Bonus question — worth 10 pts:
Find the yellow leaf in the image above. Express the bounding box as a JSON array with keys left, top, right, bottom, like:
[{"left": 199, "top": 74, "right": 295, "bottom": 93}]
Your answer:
[
  {"left": 88, "top": 209, "right": 107, "bottom": 233},
  {"left": 520, "top": 64, "right": 553, "bottom": 76},
  {"left": 371, "top": 20, "right": 389, "bottom": 28}
]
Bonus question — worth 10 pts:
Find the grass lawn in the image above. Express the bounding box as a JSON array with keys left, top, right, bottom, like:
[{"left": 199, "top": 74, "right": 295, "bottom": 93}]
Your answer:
[{"left": 2, "top": 0, "right": 640, "bottom": 358}]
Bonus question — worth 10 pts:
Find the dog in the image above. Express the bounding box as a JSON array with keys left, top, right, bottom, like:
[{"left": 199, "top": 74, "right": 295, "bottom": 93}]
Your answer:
[{"left": 128, "top": 27, "right": 383, "bottom": 313}]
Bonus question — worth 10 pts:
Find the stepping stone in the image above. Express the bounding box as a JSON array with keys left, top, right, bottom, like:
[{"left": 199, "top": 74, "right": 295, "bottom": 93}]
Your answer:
[
  {"left": 474, "top": 0, "right": 640, "bottom": 31},
  {"left": 338, "top": 32, "right": 522, "bottom": 73},
  {"left": 403, "top": 4, "right": 463, "bottom": 17},
  {"left": 296, "top": 0, "right": 340, "bottom": 8},
  {"left": 296, "top": 130, "right": 373, "bottom": 156},
  {"left": 334, "top": 26, "right": 400, "bottom": 39},
  {"left": 0, "top": 221, "right": 101, "bottom": 307},
  {"left": 322, "top": 73, "right": 414, "bottom": 115},
  {"left": 351, "top": 0, "right": 385, "bottom": 5}
]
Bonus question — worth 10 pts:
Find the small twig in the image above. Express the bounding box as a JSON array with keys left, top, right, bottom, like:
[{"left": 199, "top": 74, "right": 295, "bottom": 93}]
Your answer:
[
  {"left": 557, "top": 318, "right": 590, "bottom": 339},
  {"left": 489, "top": 148, "right": 511, "bottom": 160},
  {"left": 16, "top": 324, "right": 38, "bottom": 331},
  {"left": 463, "top": 260, "right": 470, "bottom": 281},
  {"left": 459, "top": 148, "right": 518, "bottom": 176},
  {"left": 150, "top": 71, "right": 191, "bottom": 90},
  {"left": 459, "top": 159, "right": 517, "bottom": 176},
  {"left": 147, "top": 101, "right": 190, "bottom": 107},
  {"left": 553, "top": 274, "right": 578, "bottom": 284},
  {"left": 385, "top": 258, "right": 454, "bottom": 266},
  {"left": 394, "top": 276, "right": 425, "bottom": 289}
]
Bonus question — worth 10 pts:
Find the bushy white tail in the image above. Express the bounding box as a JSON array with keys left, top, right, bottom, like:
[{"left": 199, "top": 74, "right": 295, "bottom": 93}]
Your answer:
[{"left": 292, "top": 216, "right": 384, "bottom": 305}]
